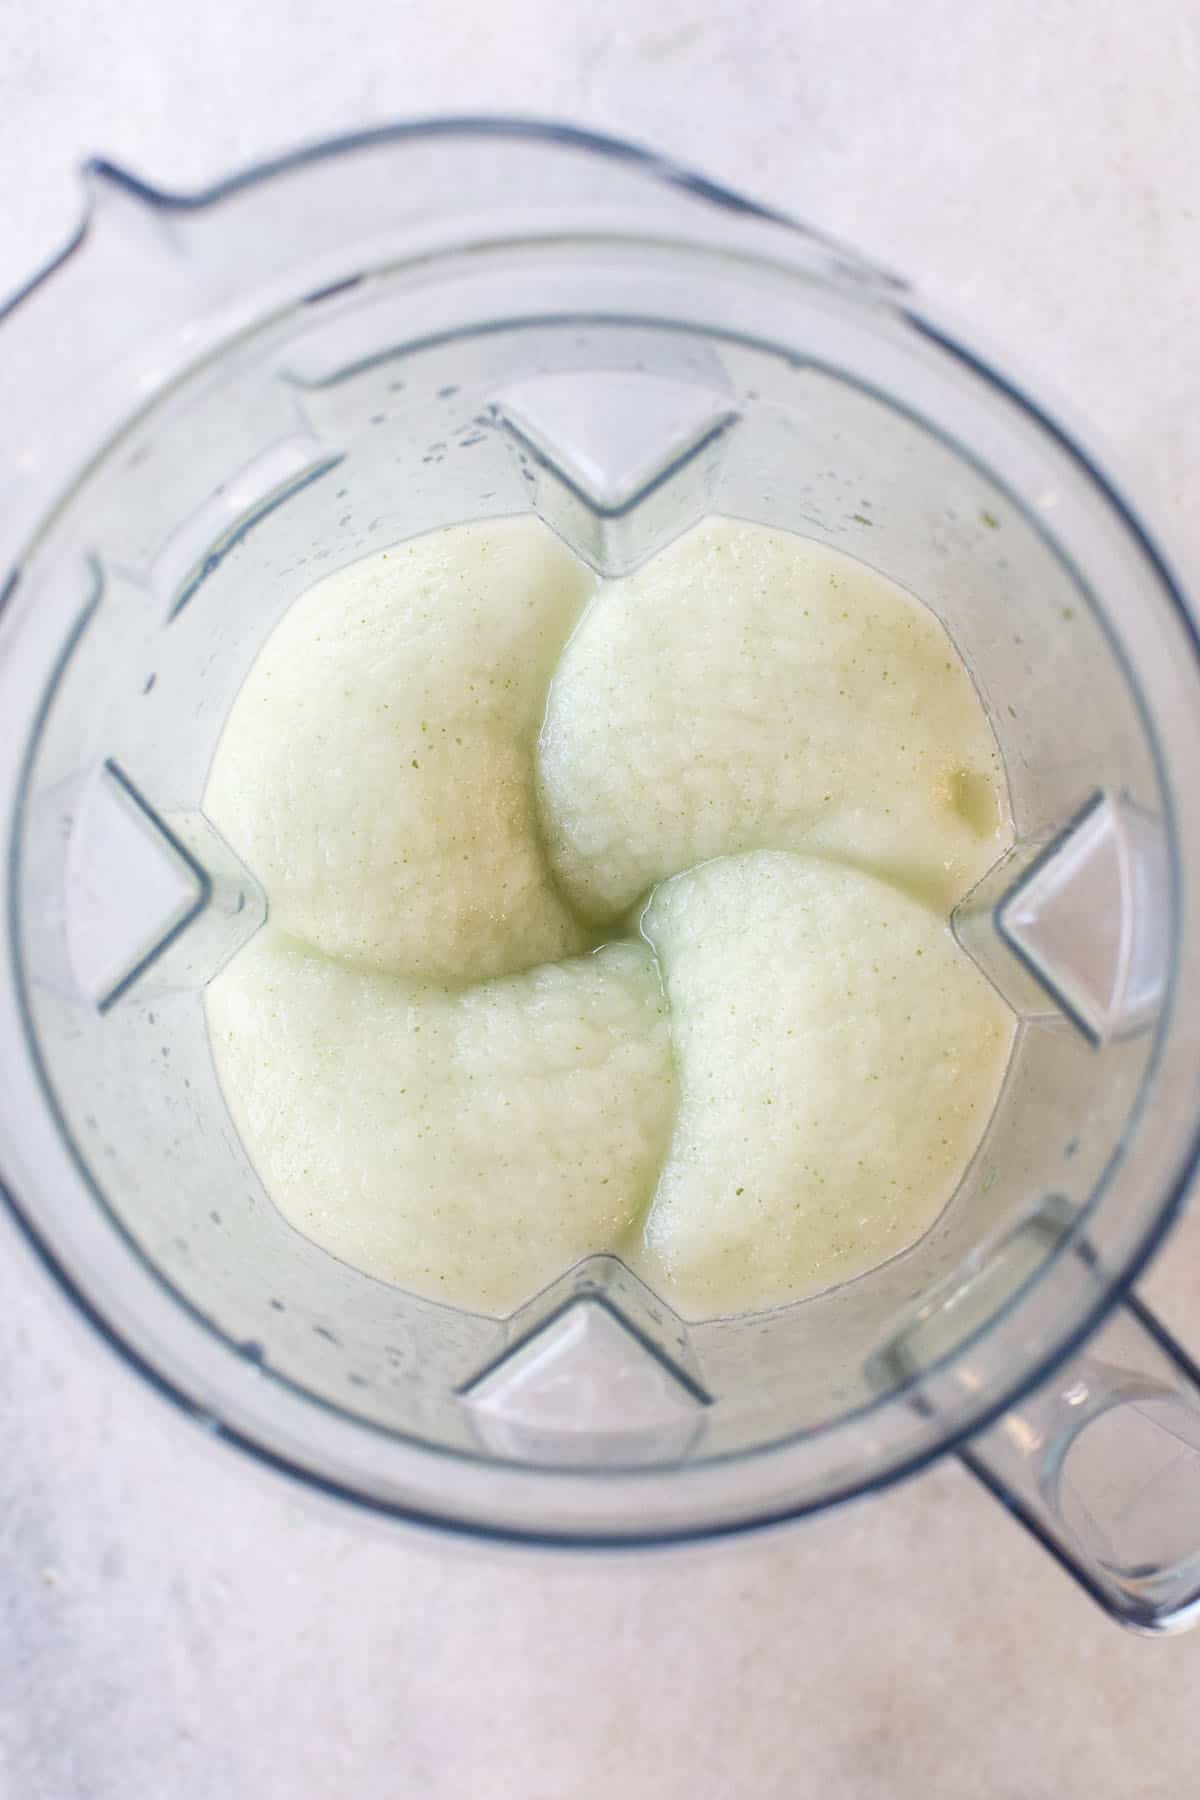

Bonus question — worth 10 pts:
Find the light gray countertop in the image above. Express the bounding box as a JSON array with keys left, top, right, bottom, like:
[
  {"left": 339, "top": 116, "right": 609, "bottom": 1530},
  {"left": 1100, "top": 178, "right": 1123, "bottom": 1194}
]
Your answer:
[{"left": 4, "top": 3, "right": 1200, "bottom": 1794}]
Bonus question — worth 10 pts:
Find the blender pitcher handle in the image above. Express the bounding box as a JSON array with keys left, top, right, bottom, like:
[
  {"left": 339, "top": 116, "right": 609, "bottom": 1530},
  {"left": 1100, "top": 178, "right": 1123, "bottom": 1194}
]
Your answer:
[{"left": 959, "top": 1292, "right": 1200, "bottom": 1633}]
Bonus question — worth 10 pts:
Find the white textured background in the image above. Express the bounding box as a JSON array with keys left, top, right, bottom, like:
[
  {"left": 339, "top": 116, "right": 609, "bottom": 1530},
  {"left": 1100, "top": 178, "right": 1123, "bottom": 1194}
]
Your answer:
[{"left": 4, "top": 3, "right": 1200, "bottom": 1795}]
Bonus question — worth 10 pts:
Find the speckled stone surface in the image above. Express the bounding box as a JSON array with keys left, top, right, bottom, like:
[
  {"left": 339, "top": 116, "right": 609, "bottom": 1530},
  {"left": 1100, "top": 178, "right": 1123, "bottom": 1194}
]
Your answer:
[{"left": 3, "top": 3, "right": 1200, "bottom": 1795}]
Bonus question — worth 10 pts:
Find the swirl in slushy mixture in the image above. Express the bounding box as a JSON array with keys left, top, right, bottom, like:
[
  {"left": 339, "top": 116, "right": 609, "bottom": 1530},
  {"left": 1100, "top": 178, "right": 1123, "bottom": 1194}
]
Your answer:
[{"left": 205, "top": 515, "right": 1013, "bottom": 1317}]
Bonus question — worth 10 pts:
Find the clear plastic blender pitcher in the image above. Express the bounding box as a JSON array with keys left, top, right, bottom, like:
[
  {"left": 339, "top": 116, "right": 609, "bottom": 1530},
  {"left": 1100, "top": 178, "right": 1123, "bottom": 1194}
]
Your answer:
[{"left": 4, "top": 120, "right": 1200, "bottom": 1633}]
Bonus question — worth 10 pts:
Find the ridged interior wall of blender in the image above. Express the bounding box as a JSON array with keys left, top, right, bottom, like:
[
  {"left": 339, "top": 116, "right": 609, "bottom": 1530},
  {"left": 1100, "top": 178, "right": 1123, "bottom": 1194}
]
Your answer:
[{"left": 11, "top": 258, "right": 1165, "bottom": 1459}]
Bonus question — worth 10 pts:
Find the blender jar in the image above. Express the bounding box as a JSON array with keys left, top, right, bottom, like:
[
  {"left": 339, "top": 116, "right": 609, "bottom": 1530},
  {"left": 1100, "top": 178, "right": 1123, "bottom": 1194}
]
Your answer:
[{"left": 3, "top": 120, "right": 1200, "bottom": 1633}]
